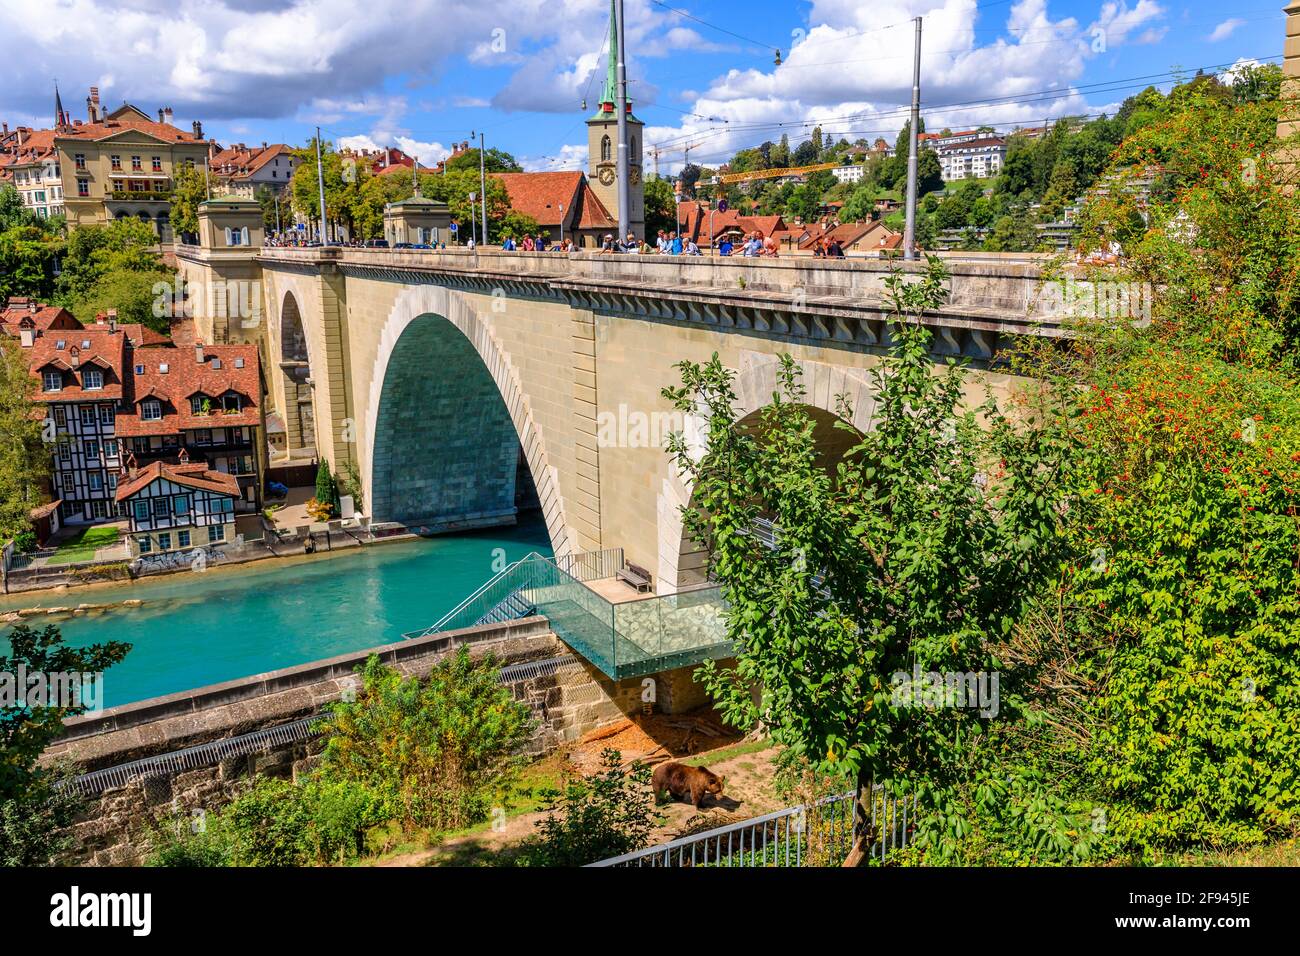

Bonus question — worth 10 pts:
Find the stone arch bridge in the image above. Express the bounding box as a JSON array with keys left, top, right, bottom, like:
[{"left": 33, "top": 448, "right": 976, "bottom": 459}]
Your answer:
[{"left": 176, "top": 244, "right": 1078, "bottom": 596}]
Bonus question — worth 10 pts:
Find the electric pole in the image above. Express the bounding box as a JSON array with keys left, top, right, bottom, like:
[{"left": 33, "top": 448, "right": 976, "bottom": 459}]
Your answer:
[
  {"left": 903, "top": 17, "right": 922, "bottom": 261},
  {"left": 477, "top": 131, "right": 488, "bottom": 245},
  {"left": 614, "top": 0, "right": 631, "bottom": 241},
  {"left": 315, "top": 126, "right": 328, "bottom": 245}
]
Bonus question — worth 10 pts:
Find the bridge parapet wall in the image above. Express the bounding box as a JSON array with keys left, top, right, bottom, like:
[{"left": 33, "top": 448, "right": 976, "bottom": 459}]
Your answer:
[{"left": 258, "top": 246, "right": 1144, "bottom": 332}]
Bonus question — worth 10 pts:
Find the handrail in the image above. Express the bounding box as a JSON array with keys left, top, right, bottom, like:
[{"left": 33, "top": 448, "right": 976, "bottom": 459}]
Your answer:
[{"left": 406, "top": 551, "right": 547, "bottom": 639}]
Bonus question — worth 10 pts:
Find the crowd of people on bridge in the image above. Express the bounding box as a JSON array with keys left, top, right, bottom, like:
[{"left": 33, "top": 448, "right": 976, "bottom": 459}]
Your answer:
[{"left": 261, "top": 226, "right": 841, "bottom": 258}]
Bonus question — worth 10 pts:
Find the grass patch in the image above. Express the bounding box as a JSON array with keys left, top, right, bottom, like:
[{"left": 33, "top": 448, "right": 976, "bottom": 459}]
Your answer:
[
  {"left": 48, "top": 526, "right": 121, "bottom": 565},
  {"left": 681, "top": 737, "right": 774, "bottom": 768},
  {"left": 1166, "top": 837, "right": 1300, "bottom": 867},
  {"left": 353, "top": 752, "right": 571, "bottom": 867}
]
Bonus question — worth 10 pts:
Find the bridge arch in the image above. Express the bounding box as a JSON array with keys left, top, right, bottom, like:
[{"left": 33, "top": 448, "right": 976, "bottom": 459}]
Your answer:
[
  {"left": 659, "top": 356, "right": 878, "bottom": 590},
  {"left": 274, "top": 290, "right": 318, "bottom": 459},
  {"left": 363, "top": 285, "right": 571, "bottom": 554}
]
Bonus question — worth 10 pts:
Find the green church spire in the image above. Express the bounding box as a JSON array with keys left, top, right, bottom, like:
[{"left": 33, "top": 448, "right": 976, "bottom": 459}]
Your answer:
[
  {"left": 591, "top": 0, "right": 633, "bottom": 120},
  {"left": 599, "top": 2, "right": 618, "bottom": 109}
]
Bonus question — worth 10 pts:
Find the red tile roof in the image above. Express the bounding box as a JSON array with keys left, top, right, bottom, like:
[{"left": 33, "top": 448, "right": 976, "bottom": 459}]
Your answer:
[
  {"left": 116, "top": 342, "right": 261, "bottom": 438},
  {"left": 53, "top": 114, "right": 206, "bottom": 145},
  {"left": 1, "top": 128, "right": 58, "bottom": 167},
  {"left": 89, "top": 313, "right": 171, "bottom": 347},
  {"left": 115, "top": 459, "right": 241, "bottom": 502},
  {"left": 25, "top": 328, "right": 129, "bottom": 401},
  {"left": 939, "top": 136, "right": 1007, "bottom": 151},
  {"left": 491, "top": 171, "right": 616, "bottom": 230},
  {"left": 209, "top": 143, "right": 294, "bottom": 180},
  {"left": 676, "top": 202, "right": 788, "bottom": 245},
  {"left": 1, "top": 300, "right": 81, "bottom": 337}
]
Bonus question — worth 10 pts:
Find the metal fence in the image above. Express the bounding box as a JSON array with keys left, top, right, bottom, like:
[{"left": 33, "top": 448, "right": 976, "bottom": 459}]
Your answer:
[
  {"left": 552, "top": 547, "right": 625, "bottom": 583},
  {"left": 589, "top": 785, "right": 917, "bottom": 867},
  {"left": 58, "top": 714, "right": 328, "bottom": 798}
]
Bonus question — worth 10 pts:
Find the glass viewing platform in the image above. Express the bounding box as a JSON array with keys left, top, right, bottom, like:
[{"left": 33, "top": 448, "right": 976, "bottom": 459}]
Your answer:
[{"left": 403, "top": 551, "right": 732, "bottom": 680}]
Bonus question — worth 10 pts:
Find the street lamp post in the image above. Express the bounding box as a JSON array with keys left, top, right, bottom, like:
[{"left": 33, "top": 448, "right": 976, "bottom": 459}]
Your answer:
[
  {"left": 558, "top": 203, "right": 565, "bottom": 249},
  {"left": 614, "top": 0, "right": 631, "bottom": 240},
  {"left": 469, "top": 192, "right": 476, "bottom": 248}
]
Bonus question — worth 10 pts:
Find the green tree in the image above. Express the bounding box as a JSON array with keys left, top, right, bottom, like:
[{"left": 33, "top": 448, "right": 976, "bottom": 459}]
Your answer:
[
  {"left": 663, "top": 258, "right": 1071, "bottom": 860},
  {"left": 314, "top": 459, "right": 338, "bottom": 517},
  {"left": 255, "top": 184, "right": 287, "bottom": 234},
  {"left": 319, "top": 651, "right": 533, "bottom": 832},
  {"left": 915, "top": 149, "right": 943, "bottom": 196},
  {"left": 169, "top": 162, "right": 206, "bottom": 242},
  {"left": 518, "top": 749, "right": 655, "bottom": 866},
  {"left": 1, "top": 625, "right": 131, "bottom": 865},
  {"left": 0, "top": 336, "right": 50, "bottom": 543},
  {"left": 644, "top": 176, "right": 676, "bottom": 236},
  {"left": 443, "top": 146, "right": 523, "bottom": 174},
  {"left": 0, "top": 226, "right": 61, "bottom": 301},
  {"left": 290, "top": 138, "right": 364, "bottom": 240},
  {"left": 999, "top": 79, "right": 1300, "bottom": 856},
  {"left": 55, "top": 219, "right": 176, "bottom": 332}
]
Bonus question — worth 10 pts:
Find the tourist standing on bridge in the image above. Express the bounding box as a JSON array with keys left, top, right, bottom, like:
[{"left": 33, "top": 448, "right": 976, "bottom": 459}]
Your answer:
[
  {"left": 671, "top": 231, "right": 683, "bottom": 255},
  {"left": 502, "top": 236, "right": 516, "bottom": 251},
  {"left": 656, "top": 230, "right": 668, "bottom": 254},
  {"left": 718, "top": 236, "right": 733, "bottom": 256}
]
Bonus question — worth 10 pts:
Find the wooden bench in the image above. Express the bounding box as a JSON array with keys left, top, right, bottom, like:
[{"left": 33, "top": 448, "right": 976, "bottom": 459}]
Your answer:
[{"left": 617, "top": 562, "right": 653, "bottom": 593}]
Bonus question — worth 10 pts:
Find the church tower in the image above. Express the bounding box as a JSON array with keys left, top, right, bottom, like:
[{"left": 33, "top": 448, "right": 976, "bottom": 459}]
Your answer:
[{"left": 586, "top": 0, "right": 644, "bottom": 237}]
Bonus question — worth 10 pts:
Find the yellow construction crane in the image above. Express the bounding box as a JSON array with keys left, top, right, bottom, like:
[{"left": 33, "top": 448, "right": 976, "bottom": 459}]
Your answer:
[
  {"left": 649, "top": 139, "right": 712, "bottom": 180},
  {"left": 713, "top": 161, "right": 840, "bottom": 185}
]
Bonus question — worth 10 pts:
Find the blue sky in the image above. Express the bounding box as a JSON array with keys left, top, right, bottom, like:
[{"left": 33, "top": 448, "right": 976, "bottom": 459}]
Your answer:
[{"left": 0, "top": 1, "right": 1287, "bottom": 172}]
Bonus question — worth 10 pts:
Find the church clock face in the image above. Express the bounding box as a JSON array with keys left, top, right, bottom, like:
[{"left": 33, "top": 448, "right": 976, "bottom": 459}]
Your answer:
[
  {"left": 598, "top": 166, "right": 616, "bottom": 186},
  {"left": 629, "top": 167, "right": 641, "bottom": 185}
]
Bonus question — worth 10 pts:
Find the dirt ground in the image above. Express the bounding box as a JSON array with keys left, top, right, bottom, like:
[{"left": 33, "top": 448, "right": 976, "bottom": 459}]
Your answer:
[{"left": 373, "top": 709, "right": 785, "bottom": 867}]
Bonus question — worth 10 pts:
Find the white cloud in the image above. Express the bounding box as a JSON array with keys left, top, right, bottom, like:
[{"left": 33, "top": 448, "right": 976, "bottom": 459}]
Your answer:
[
  {"left": 1088, "top": 0, "right": 1167, "bottom": 49},
  {"left": 1208, "top": 18, "right": 1245, "bottom": 43},
  {"left": 521, "top": 142, "right": 589, "bottom": 171},
  {"left": 1218, "top": 57, "right": 1261, "bottom": 84},
  {"left": 638, "top": 0, "right": 1124, "bottom": 173},
  {"left": 0, "top": 0, "right": 621, "bottom": 122}
]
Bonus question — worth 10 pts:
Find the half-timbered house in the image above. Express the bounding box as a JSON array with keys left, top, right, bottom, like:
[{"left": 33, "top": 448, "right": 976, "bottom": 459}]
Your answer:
[
  {"left": 114, "top": 457, "right": 240, "bottom": 555},
  {"left": 12, "top": 298, "right": 266, "bottom": 530},
  {"left": 23, "top": 324, "right": 129, "bottom": 524}
]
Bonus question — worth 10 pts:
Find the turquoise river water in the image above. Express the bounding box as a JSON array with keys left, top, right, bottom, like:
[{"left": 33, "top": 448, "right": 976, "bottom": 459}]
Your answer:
[{"left": 0, "top": 515, "right": 552, "bottom": 709}]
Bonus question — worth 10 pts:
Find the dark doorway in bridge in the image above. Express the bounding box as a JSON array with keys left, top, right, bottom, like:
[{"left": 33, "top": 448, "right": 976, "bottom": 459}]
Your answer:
[
  {"left": 279, "top": 292, "right": 316, "bottom": 460},
  {"left": 371, "top": 314, "right": 544, "bottom": 536},
  {"left": 676, "top": 403, "right": 864, "bottom": 589}
]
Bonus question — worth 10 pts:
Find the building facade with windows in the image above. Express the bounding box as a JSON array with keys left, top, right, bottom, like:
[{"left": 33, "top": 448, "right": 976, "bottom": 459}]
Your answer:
[
  {"left": 114, "top": 459, "right": 240, "bottom": 556},
  {"left": 937, "top": 137, "right": 1008, "bottom": 181},
  {"left": 22, "top": 325, "right": 129, "bottom": 524},
  {"left": 209, "top": 143, "right": 297, "bottom": 199},
  {"left": 116, "top": 340, "right": 265, "bottom": 509},
  {"left": 0, "top": 87, "right": 212, "bottom": 237},
  {"left": 11, "top": 299, "right": 266, "bottom": 527},
  {"left": 830, "top": 164, "right": 866, "bottom": 184}
]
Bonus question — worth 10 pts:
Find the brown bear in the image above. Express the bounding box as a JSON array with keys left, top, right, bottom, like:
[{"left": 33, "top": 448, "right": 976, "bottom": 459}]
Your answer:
[{"left": 652, "top": 761, "right": 725, "bottom": 809}]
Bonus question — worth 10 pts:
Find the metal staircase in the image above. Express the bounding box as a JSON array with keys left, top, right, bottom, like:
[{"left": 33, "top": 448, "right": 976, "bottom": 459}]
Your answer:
[{"left": 473, "top": 588, "right": 536, "bottom": 626}]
